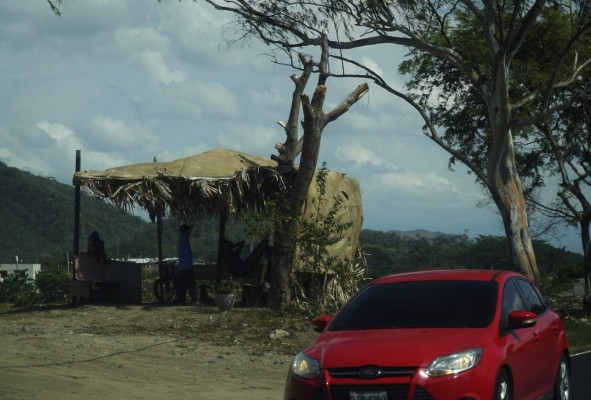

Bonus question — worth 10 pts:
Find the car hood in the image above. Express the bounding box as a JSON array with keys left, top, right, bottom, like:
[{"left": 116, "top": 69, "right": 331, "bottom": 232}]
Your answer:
[{"left": 307, "top": 328, "right": 492, "bottom": 368}]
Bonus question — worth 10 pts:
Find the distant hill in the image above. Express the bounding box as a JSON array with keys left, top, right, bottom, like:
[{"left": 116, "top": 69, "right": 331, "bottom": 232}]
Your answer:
[
  {"left": 0, "top": 161, "right": 148, "bottom": 264},
  {"left": 386, "top": 229, "right": 457, "bottom": 240}
]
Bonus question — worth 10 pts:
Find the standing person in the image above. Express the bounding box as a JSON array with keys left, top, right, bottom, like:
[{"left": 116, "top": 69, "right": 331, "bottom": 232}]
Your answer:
[{"left": 174, "top": 224, "right": 200, "bottom": 305}]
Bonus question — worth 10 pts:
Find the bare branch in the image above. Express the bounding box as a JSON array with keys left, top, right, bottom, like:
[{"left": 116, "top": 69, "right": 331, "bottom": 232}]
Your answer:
[{"left": 47, "top": 0, "right": 61, "bottom": 16}]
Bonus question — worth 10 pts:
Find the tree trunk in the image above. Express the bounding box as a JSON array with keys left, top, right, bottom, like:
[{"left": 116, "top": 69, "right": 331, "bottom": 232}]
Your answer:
[
  {"left": 488, "top": 135, "right": 541, "bottom": 284},
  {"left": 268, "top": 113, "right": 323, "bottom": 313},
  {"left": 580, "top": 218, "right": 591, "bottom": 312},
  {"left": 486, "top": 60, "right": 541, "bottom": 285},
  {"left": 268, "top": 217, "right": 298, "bottom": 312}
]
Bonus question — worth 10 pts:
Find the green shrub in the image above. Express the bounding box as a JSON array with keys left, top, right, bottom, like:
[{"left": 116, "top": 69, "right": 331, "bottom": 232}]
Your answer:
[
  {"left": 0, "top": 269, "right": 39, "bottom": 306},
  {"left": 35, "top": 268, "right": 71, "bottom": 304}
]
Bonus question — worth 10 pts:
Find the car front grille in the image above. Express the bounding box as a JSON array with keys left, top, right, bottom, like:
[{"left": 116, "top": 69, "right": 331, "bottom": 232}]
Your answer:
[
  {"left": 328, "top": 366, "right": 416, "bottom": 379},
  {"left": 326, "top": 366, "right": 435, "bottom": 400}
]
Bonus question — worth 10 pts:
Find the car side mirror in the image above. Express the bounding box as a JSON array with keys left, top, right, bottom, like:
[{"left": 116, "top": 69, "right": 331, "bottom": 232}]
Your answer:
[
  {"left": 507, "top": 310, "right": 537, "bottom": 330},
  {"left": 311, "top": 315, "right": 332, "bottom": 332}
]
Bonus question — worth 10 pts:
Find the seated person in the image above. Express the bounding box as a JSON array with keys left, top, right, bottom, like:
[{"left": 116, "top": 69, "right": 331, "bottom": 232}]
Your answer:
[
  {"left": 221, "top": 236, "right": 269, "bottom": 278},
  {"left": 86, "top": 231, "right": 107, "bottom": 264},
  {"left": 222, "top": 238, "right": 245, "bottom": 267}
]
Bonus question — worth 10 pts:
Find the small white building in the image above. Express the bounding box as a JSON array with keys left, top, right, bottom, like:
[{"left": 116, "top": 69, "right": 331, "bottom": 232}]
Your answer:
[{"left": 0, "top": 264, "right": 42, "bottom": 281}]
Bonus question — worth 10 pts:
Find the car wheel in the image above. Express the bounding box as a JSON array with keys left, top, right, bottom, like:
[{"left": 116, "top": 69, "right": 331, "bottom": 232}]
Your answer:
[
  {"left": 494, "top": 368, "right": 512, "bottom": 400},
  {"left": 554, "top": 355, "right": 570, "bottom": 400}
]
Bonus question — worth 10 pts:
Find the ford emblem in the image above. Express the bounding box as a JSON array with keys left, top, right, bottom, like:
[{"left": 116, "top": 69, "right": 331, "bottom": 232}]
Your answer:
[{"left": 358, "top": 366, "right": 382, "bottom": 379}]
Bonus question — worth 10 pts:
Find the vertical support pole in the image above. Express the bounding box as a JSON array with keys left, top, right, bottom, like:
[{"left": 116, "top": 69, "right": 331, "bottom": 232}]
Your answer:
[
  {"left": 216, "top": 212, "right": 227, "bottom": 285},
  {"left": 157, "top": 206, "right": 164, "bottom": 278},
  {"left": 73, "top": 150, "right": 81, "bottom": 280}
]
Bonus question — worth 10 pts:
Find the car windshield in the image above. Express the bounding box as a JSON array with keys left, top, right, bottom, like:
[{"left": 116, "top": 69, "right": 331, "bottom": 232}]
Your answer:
[{"left": 330, "top": 280, "right": 498, "bottom": 331}]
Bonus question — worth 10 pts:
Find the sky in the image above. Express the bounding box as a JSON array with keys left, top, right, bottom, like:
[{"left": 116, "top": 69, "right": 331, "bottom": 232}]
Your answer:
[{"left": 0, "top": 0, "right": 582, "bottom": 252}]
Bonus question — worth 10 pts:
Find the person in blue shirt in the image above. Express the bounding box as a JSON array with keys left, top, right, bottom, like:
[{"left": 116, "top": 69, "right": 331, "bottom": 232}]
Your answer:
[{"left": 174, "top": 224, "right": 200, "bottom": 305}]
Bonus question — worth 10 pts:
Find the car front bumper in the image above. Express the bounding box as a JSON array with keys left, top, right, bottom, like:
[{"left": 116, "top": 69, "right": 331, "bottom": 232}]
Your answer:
[{"left": 284, "top": 365, "right": 494, "bottom": 400}]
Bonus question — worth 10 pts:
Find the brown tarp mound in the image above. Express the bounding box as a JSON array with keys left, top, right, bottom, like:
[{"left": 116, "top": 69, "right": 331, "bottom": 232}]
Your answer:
[{"left": 296, "top": 171, "right": 363, "bottom": 269}]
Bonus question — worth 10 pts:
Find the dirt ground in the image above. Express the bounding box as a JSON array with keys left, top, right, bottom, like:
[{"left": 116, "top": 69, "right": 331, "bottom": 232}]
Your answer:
[{"left": 0, "top": 303, "right": 319, "bottom": 400}]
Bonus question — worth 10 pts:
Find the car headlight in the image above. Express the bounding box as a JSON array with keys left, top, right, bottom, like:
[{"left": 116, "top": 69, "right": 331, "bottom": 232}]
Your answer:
[
  {"left": 426, "top": 348, "right": 482, "bottom": 377},
  {"left": 291, "top": 352, "right": 320, "bottom": 379}
]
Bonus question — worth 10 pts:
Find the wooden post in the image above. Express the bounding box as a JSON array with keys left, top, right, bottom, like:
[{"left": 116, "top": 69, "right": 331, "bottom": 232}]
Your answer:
[
  {"left": 73, "top": 150, "right": 81, "bottom": 279},
  {"left": 216, "top": 212, "right": 227, "bottom": 285},
  {"left": 71, "top": 150, "right": 82, "bottom": 307},
  {"left": 157, "top": 206, "right": 164, "bottom": 278}
]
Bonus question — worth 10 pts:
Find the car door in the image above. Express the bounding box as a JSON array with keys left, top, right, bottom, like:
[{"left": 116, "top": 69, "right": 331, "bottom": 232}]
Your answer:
[
  {"left": 500, "top": 279, "right": 540, "bottom": 399},
  {"left": 514, "top": 278, "right": 558, "bottom": 395}
]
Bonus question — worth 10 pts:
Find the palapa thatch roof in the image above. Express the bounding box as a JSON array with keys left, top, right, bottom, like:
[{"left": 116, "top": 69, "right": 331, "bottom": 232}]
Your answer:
[{"left": 73, "top": 148, "right": 287, "bottom": 219}]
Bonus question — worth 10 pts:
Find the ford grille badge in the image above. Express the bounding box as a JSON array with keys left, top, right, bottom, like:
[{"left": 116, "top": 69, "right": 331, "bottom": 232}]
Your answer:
[{"left": 358, "top": 366, "right": 382, "bottom": 379}]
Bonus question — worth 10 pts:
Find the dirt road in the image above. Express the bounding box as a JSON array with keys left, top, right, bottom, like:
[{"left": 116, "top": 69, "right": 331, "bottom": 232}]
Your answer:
[{"left": 0, "top": 304, "right": 318, "bottom": 400}]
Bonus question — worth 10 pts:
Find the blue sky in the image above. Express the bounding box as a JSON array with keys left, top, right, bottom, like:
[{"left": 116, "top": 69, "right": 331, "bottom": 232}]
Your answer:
[{"left": 0, "top": 1, "right": 581, "bottom": 252}]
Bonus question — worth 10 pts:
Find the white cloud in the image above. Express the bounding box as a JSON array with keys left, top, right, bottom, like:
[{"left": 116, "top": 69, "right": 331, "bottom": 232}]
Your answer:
[
  {"left": 335, "top": 142, "right": 399, "bottom": 170},
  {"left": 141, "top": 50, "right": 187, "bottom": 84},
  {"left": 371, "top": 170, "right": 459, "bottom": 198},
  {"left": 36, "top": 121, "right": 83, "bottom": 149},
  {"left": 89, "top": 116, "right": 155, "bottom": 150},
  {"left": 0, "top": 147, "right": 49, "bottom": 175},
  {"left": 36, "top": 121, "right": 74, "bottom": 141},
  {"left": 360, "top": 56, "right": 384, "bottom": 77},
  {"left": 186, "top": 81, "right": 241, "bottom": 119}
]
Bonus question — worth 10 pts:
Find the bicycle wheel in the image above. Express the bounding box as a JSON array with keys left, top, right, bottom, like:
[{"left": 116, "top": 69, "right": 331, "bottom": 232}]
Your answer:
[{"left": 153, "top": 277, "right": 175, "bottom": 303}]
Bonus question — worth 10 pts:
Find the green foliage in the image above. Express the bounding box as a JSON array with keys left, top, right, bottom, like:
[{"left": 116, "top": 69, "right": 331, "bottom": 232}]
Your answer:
[
  {"left": 562, "top": 317, "right": 591, "bottom": 350},
  {"left": 360, "top": 230, "right": 583, "bottom": 280},
  {"left": 215, "top": 278, "right": 241, "bottom": 295},
  {"left": 35, "top": 267, "right": 71, "bottom": 304},
  {"left": 0, "top": 269, "right": 38, "bottom": 306},
  {"left": 542, "top": 262, "right": 582, "bottom": 298},
  {"left": 0, "top": 267, "right": 71, "bottom": 306}
]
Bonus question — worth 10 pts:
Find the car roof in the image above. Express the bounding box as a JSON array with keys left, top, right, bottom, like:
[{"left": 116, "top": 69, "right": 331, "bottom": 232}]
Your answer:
[{"left": 373, "top": 269, "right": 525, "bottom": 285}]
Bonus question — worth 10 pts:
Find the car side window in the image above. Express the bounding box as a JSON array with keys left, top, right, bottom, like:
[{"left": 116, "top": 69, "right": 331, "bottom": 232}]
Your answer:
[
  {"left": 515, "top": 279, "right": 547, "bottom": 315},
  {"left": 502, "top": 280, "right": 526, "bottom": 317},
  {"left": 500, "top": 280, "right": 527, "bottom": 335}
]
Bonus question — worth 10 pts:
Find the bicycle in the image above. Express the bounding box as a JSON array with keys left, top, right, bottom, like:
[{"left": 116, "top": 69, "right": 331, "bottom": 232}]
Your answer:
[{"left": 153, "top": 260, "right": 177, "bottom": 303}]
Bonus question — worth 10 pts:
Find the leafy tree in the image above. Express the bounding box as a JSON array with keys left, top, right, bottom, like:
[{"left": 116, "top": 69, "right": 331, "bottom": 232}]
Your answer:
[
  {"left": 200, "top": 0, "right": 591, "bottom": 285},
  {"left": 531, "top": 69, "right": 591, "bottom": 310},
  {"left": 399, "top": 5, "right": 591, "bottom": 309}
]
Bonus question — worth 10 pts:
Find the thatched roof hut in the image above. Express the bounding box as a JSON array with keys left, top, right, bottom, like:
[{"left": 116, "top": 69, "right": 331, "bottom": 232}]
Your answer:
[
  {"left": 73, "top": 148, "right": 287, "bottom": 220},
  {"left": 73, "top": 147, "right": 363, "bottom": 277}
]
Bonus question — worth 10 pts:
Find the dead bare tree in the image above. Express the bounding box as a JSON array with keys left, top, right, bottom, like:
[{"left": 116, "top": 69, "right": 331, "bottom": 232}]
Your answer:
[{"left": 268, "top": 33, "right": 368, "bottom": 312}]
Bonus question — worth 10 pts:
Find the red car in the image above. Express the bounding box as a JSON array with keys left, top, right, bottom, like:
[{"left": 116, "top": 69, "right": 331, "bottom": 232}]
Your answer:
[{"left": 284, "top": 269, "right": 570, "bottom": 400}]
